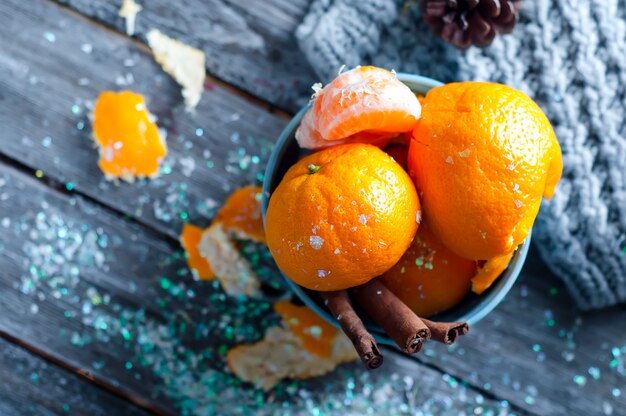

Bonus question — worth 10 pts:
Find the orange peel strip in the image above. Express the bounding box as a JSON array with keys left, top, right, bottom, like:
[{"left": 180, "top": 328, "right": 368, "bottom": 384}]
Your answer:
[
  {"left": 180, "top": 224, "right": 214, "bottom": 280},
  {"left": 214, "top": 186, "right": 266, "bottom": 244},
  {"left": 227, "top": 302, "right": 357, "bottom": 390},
  {"left": 198, "top": 222, "right": 260, "bottom": 297},
  {"left": 92, "top": 90, "right": 167, "bottom": 181},
  {"left": 471, "top": 251, "right": 515, "bottom": 294}
]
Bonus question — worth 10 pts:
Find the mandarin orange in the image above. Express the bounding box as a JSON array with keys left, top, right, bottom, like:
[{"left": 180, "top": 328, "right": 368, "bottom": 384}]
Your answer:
[
  {"left": 296, "top": 66, "right": 421, "bottom": 149},
  {"left": 266, "top": 143, "right": 420, "bottom": 291},
  {"left": 380, "top": 222, "right": 477, "bottom": 317},
  {"left": 92, "top": 91, "right": 166, "bottom": 180},
  {"left": 409, "top": 82, "right": 562, "bottom": 260}
]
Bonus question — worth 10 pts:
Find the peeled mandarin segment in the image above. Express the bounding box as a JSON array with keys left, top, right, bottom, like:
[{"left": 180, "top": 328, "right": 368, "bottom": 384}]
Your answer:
[
  {"left": 92, "top": 91, "right": 167, "bottom": 180},
  {"left": 380, "top": 222, "right": 476, "bottom": 317},
  {"left": 472, "top": 251, "right": 515, "bottom": 294},
  {"left": 266, "top": 143, "right": 420, "bottom": 291},
  {"left": 180, "top": 223, "right": 214, "bottom": 280},
  {"left": 273, "top": 300, "right": 339, "bottom": 358},
  {"left": 214, "top": 186, "right": 266, "bottom": 244},
  {"left": 295, "top": 66, "right": 421, "bottom": 149},
  {"left": 409, "top": 82, "right": 562, "bottom": 260}
]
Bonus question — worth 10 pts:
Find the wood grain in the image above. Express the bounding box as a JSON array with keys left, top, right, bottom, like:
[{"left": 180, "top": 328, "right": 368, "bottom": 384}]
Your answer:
[
  {"left": 0, "top": 337, "right": 148, "bottom": 416},
  {"left": 53, "top": 0, "right": 316, "bottom": 111},
  {"left": 0, "top": 0, "right": 289, "bottom": 240},
  {"left": 0, "top": 160, "right": 520, "bottom": 415},
  {"left": 0, "top": 0, "right": 623, "bottom": 414}
]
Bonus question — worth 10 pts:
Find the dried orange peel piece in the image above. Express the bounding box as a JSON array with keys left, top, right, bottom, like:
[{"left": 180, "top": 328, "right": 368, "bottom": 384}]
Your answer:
[
  {"left": 92, "top": 90, "right": 167, "bottom": 181},
  {"left": 181, "top": 186, "right": 266, "bottom": 296},
  {"left": 227, "top": 301, "right": 357, "bottom": 390},
  {"left": 199, "top": 222, "right": 261, "bottom": 297},
  {"left": 273, "top": 300, "right": 340, "bottom": 359},
  {"left": 214, "top": 186, "right": 266, "bottom": 244},
  {"left": 180, "top": 224, "right": 214, "bottom": 280},
  {"left": 471, "top": 251, "right": 515, "bottom": 294}
]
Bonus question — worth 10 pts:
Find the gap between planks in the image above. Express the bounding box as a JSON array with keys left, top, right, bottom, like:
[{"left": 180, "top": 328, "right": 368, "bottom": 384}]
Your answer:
[
  {"left": 46, "top": 0, "right": 295, "bottom": 120},
  {"left": 3, "top": 0, "right": 532, "bottom": 412},
  {"left": 0, "top": 329, "right": 164, "bottom": 415},
  {"left": 0, "top": 152, "right": 531, "bottom": 415}
]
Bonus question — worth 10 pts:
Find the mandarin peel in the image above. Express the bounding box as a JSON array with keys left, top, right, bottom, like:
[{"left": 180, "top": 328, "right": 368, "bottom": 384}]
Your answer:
[
  {"left": 92, "top": 90, "right": 167, "bottom": 182},
  {"left": 184, "top": 186, "right": 266, "bottom": 295},
  {"left": 471, "top": 251, "right": 515, "bottom": 295},
  {"left": 273, "top": 300, "right": 341, "bottom": 359},
  {"left": 213, "top": 186, "right": 266, "bottom": 244},
  {"left": 179, "top": 223, "right": 214, "bottom": 280}
]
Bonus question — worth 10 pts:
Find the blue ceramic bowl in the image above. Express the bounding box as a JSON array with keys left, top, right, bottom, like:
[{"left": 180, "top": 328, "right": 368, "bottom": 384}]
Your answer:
[{"left": 262, "top": 73, "right": 529, "bottom": 346}]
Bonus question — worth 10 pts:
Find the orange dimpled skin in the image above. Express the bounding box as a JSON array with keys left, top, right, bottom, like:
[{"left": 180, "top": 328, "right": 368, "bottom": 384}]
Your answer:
[
  {"left": 472, "top": 251, "right": 515, "bottom": 295},
  {"left": 295, "top": 66, "right": 421, "bottom": 149},
  {"left": 214, "top": 186, "right": 266, "bottom": 244},
  {"left": 409, "top": 82, "right": 562, "bottom": 260},
  {"left": 180, "top": 224, "right": 214, "bottom": 280},
  {"left": 380, "top": 222, "right": 477, "bottom": 317},
  {"left": 265, "top": 143, "right": 420, "bottom": 291},
  {"left": 273, "top": 300, "right": 338, "bottom": 358},
  {"left": 92, "top": 91, "right": 167, "bottom": 180}
]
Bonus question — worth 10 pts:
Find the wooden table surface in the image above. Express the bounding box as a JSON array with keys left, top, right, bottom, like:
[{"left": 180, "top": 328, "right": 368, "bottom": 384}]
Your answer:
[{"left": 1, "top": 1, "right": 624, "bottom": 415}]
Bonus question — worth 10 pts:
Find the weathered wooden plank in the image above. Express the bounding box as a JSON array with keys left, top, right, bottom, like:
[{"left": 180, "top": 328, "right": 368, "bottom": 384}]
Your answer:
[
  {"left": 418, "top": 249, "right": 626, "bottom": 415},
  {"left": 0, "top": 161, "right": 518, "bottom": 415},
  {"left": 0, "top": 337, "right": 148, "bottom": 416},
  {"left": 53, "top": 0, "right": 316, "bottom": 111},
  {"left": 1, "top": 1, "right": 624, "bottom": 415},
  {"left": 1, "top": 0, "right": 289, "bottom": 240}
]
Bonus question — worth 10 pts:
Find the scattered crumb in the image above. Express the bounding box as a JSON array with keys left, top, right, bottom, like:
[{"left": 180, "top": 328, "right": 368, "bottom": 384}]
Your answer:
[
  {"left": 91, "top": 90, "right": 167, "bottom": 181},
  {"left": 199, "top": 223, "right": 261, "bottom": 297},
  {"left": 118, "top": 0, "right": 142, "bottom": 36},
  {"left": 146, "top": 29, "right": 206, "bottom": 110}
]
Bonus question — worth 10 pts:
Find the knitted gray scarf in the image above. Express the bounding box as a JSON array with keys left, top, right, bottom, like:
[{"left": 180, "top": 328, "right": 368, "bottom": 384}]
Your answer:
[{"left": 296, "top": 0, "right": 626, "bottom": 310}]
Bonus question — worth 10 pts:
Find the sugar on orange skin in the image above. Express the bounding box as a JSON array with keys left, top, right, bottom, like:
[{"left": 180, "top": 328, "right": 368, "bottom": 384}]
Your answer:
[
  {"left": 296, "top": 66, "right": 421, "bottom": 149},
  {"left": 265, "top": 143, "right": 420, "bottom": 291},
  {"left": 409, "top": 82, "right": 562, "bottom": 260},
  {"left": 92, "top": 90, "right": 167, "bottom": 180}
]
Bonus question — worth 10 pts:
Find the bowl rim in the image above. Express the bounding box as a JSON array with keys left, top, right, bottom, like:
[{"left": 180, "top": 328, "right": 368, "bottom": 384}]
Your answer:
[{"left": 262, "top": 72, "right": 529, "bottom": 345}]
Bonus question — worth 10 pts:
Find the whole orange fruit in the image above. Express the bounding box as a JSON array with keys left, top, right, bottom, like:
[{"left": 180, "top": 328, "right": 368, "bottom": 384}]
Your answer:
[
  {"left": 409, "top": 82, "right": 562, "bottom": 260},
  {"left": 266, "top": 143, "right": 420, "bottom": 291},
  {"left": 380, "top": 222, "right": 477, "bottom": 317}
]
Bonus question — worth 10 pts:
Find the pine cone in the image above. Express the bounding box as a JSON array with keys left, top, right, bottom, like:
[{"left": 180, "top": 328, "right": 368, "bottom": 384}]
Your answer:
[{"left": 420, "top": 0, "right": 522, "bottom": 49}]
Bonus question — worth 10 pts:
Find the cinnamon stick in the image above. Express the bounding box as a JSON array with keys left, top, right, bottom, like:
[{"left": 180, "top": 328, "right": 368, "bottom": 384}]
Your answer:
[
  {"left": 421, "top": 319, "right": 469, "bottom": 345},
  {"left": 318, "top": 290, "right": 383, "bottom": 369},
  {"left": 350, "top": 278, "right": 431, "bottom": 354}
]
